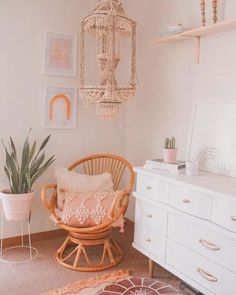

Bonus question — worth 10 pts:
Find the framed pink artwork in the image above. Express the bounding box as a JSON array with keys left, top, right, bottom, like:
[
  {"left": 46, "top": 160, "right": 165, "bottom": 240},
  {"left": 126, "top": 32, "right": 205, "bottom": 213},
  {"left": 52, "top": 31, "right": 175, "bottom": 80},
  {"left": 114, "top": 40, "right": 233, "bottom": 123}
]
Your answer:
[
  {"left": 44, "top": 85, "right": 77, "bottom": 129},
  {"left": 44, "top": 32, "right": 77, "bottom": 76}
]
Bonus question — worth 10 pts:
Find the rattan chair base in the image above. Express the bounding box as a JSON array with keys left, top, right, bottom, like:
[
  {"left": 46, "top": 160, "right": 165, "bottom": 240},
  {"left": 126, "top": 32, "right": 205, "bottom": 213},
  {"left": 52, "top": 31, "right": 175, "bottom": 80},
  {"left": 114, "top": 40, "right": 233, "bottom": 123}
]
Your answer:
[{"left": 55, "top": 232, "right": 123, "bottom": 272}]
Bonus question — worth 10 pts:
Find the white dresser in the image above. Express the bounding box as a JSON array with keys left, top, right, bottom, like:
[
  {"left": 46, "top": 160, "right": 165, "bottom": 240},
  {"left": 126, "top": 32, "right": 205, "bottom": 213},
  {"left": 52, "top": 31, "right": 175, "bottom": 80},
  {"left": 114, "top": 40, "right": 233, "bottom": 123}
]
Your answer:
[{"left": 133, "top": 167, "right": 236, "bottom": 295}]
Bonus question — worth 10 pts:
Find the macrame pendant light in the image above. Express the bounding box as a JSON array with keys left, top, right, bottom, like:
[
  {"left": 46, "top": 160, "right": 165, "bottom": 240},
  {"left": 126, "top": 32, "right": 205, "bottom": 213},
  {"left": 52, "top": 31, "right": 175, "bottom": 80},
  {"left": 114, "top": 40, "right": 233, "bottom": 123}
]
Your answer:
[{"left": 80, "top": 0, "right": 137, "bottom": 121}]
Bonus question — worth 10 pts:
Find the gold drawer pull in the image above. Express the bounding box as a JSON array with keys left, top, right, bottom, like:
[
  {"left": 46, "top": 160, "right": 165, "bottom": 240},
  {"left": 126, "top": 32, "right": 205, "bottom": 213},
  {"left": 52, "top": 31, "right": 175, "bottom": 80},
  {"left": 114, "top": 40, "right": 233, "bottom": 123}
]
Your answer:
[
  {"left": 231, "top": 216, "right": 236, "bottom": 221},
  {"left": 146, "top": 214, "right": 153, "bottom": 218},
  {"left": 146, "top": 186, "right": 152, "bottom": 190},
  {"left": 146, "top": 238, "right": 152, "bottom": 243},
  {"left": 199, "top": 239, "right": 221, "bottom": 251},
  {"left": 182, "top": 199, "right": 191, "bottom": 204},
  {"left": 197, "top": 268, "right": 218, "bottom": 282}
]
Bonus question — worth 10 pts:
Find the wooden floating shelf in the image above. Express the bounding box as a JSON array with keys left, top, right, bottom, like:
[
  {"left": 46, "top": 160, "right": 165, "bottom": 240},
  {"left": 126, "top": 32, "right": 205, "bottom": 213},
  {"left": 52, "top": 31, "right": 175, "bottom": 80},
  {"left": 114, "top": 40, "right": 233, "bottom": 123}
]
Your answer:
[
  {"left": 154, "top": 18, "right": 236, "bottom": 44},
  {"left": 155, "top": 34, "right": 186, "bottom": 44},
  {"left": 154, "top": 18, "right": 236, "bottom": 63}
]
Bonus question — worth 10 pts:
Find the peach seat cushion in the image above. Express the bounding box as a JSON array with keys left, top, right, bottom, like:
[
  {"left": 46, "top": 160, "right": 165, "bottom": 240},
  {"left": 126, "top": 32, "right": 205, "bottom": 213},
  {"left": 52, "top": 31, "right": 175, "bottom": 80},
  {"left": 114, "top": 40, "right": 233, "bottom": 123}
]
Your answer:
[{"left": 54, "top": 168, "right": 123, "bottom": 229}]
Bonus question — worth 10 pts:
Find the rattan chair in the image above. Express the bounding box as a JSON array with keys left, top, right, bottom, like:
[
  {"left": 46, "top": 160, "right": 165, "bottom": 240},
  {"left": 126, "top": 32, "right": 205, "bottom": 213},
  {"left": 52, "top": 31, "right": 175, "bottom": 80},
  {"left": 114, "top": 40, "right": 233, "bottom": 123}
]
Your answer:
[{"left": 41, "top": 154, "right": 134, "bottom": 272}]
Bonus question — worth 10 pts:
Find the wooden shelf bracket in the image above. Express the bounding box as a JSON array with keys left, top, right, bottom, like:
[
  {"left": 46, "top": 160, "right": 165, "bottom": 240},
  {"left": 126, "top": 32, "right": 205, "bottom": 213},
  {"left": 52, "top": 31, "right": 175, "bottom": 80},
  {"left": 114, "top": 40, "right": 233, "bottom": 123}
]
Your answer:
[{"left": 195, "top": 36, "right": 201, "bottom": 64}]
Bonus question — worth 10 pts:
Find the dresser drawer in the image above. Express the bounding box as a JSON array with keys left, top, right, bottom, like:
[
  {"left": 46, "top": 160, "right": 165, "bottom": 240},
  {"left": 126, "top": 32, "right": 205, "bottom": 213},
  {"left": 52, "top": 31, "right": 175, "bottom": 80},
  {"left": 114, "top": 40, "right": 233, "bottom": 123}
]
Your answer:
[
  {"left": 168, "top": 184, "right": 212, "bottom": 220},
  {"left": 134, "top": 224, "right": 166, "bottom": 261},
  {"left": 167, "top": 239, "right": 236, "bottom": 295},
  {"left": 136, "top": 173, "right": 168, "bottom": 203},
  {"left": 168, "top": 212, "right": 236, "bottom": 273},
  {"left": 135, "top": 199, "right": 168, "bottom": 235},
  {"left": 212, "top": 197, "right": 236, "bottom": 233}
]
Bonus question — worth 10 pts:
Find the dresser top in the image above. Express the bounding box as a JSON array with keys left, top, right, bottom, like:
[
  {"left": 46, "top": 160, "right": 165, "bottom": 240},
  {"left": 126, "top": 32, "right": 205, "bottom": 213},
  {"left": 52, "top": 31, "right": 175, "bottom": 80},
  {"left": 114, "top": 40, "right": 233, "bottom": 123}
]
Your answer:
[{"left": 134, "top": 167, "right": 236, "bottom": 198}]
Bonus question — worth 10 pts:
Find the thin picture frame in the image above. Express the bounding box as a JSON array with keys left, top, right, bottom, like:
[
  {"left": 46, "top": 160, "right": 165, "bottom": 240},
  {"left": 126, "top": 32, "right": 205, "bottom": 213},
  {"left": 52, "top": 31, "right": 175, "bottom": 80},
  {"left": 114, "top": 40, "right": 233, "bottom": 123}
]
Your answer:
[
  {"left": 43, "top": 32, "right": 77, "bottom": 77},
  {"left": 43, "top": 85, "right": 77, "bottom": 129},
  {"left": 187, "top": 99, "right": 236, "bottom": 177}
]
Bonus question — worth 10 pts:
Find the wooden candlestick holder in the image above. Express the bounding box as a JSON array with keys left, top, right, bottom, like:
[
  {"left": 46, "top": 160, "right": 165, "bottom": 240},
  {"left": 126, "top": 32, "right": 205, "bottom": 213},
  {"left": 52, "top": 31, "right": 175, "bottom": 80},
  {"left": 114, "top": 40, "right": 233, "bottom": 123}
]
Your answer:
[
  {"left": 212, "top": 0, "right": 218, "bottom": 23},
  {"left": 201, "top": 0, "right": 206, "bottom": 26}
]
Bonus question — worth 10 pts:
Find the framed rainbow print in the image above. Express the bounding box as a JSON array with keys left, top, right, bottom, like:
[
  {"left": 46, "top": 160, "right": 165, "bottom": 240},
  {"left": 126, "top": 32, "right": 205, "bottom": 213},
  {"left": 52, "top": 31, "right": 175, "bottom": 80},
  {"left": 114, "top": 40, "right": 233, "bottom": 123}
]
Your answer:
[
  {"left": 44, "top": 32, "right": 77, "bottom": 76},
  {"left": 44, "top": 86, "right": 77, "bottom": 129}
]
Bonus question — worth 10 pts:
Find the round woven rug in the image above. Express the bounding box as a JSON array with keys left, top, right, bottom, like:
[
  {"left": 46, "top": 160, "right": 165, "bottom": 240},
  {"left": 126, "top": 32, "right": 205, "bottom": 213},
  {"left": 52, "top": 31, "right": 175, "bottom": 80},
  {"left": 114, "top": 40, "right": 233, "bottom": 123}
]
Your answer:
[{"left": 96, "top": 277, "right": 182, "bottom": 295}]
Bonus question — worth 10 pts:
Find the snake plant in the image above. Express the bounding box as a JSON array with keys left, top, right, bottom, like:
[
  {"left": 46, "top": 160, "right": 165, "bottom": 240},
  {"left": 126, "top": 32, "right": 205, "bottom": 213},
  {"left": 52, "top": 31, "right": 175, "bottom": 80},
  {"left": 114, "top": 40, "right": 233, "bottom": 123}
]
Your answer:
[{"left": 2, "top": 131, "right": 55, "bottom": 194}]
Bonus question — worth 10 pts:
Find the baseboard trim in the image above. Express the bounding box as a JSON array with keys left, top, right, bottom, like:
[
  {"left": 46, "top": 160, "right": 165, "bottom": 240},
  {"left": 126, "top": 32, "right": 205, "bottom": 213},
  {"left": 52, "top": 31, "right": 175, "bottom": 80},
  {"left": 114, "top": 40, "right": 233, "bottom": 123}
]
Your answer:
[
  {"left": 2, "top": 229, "right": 67, "bottom": 248},
  {"left": 2, "top": 218, "right": 134, "bottom": 248}
]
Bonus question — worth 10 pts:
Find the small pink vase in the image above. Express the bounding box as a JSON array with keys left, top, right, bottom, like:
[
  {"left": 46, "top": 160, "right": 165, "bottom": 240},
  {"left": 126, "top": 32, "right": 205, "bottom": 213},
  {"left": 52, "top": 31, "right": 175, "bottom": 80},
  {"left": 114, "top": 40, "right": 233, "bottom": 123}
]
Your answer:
[{"left": 163, "top": 148, "right": 178, "bottom": 163}]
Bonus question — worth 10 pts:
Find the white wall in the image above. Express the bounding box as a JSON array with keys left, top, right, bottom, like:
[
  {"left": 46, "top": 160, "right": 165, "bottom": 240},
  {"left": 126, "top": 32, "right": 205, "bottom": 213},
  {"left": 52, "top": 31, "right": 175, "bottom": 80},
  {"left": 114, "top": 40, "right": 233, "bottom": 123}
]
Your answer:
[
  {"left": 0, "top": 0, "right": 127, "bottom": 238},
  {"left": 2, "top": 0, "right": 236, "bottom": 235},
  {"left": 125, "top": 0, "right": 236, "bottom": 220}
]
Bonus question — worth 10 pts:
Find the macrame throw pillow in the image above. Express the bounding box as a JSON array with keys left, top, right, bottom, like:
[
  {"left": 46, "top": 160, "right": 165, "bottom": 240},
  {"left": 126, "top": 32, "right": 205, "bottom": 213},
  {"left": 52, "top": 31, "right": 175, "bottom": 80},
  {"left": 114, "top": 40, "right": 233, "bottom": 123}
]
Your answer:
[
  {"left": 60, "top": 189, "right": 122, "bottom": 228},
  {"left": 55, "top": 168, "right": 114, "bottom": 209}
]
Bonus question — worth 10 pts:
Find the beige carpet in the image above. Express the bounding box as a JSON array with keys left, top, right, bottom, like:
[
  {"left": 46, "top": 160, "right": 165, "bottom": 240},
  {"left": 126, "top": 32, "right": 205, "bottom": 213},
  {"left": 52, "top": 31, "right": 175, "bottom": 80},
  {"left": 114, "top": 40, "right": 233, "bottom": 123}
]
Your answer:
[{"left": 0, "top": 221, "right": 181, "bottom": 295}]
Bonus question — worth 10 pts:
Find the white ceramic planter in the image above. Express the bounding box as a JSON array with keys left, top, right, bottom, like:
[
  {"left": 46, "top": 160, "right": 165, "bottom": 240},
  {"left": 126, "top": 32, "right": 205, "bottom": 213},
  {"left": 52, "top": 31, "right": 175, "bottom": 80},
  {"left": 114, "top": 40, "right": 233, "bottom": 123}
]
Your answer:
[
  {"left": 0, "top": 191, "right": 34, "bottom": 221},
  {"left": 163, "top": 148, "right": 178, "bottom": 163}
]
